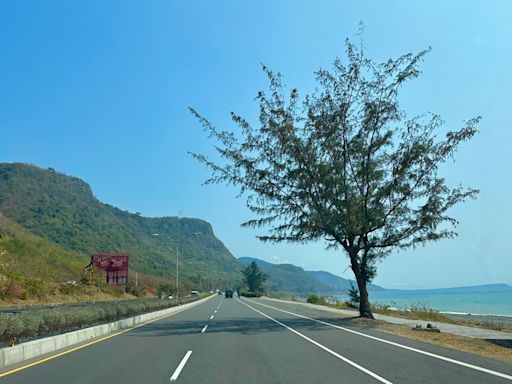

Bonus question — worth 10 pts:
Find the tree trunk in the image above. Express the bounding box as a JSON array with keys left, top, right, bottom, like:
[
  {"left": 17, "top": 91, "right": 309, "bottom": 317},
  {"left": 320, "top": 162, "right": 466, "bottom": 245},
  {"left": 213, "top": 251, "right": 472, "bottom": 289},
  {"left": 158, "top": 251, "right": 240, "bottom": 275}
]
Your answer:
[
  {"left": 349, "top": 250, "right": 374, "bottom": 319},
  {"left": 355, "top": 274, "right": 374, "bottom": 319}
]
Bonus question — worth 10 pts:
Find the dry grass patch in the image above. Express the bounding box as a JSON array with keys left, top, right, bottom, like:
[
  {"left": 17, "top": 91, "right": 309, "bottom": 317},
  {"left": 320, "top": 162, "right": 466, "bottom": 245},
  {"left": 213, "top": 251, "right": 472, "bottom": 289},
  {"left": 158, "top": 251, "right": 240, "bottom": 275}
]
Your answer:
[{"left": 349, "top": 318, "right": 512, "bottom": 364}]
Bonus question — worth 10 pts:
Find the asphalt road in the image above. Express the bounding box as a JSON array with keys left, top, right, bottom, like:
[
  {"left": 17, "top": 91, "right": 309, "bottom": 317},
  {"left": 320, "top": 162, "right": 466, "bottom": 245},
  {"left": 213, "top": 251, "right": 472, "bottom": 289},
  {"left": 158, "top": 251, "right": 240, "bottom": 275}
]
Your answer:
[{"left": 1, "top": 295, "right": 511, "bottom": 383}]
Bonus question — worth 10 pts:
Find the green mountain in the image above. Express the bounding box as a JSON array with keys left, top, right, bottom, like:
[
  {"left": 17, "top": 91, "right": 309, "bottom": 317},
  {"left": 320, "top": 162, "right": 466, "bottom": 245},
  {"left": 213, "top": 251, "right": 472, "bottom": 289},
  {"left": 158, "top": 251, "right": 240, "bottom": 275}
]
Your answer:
[
  {"left": 0, "top": 213, "right": 92, "bottom": 298},
  {"left": 239, "top": 257, "right": 384, "bottom": 296},
  {"left": 0, "top": 163, "right": 242, "bottom": 296},
  {"left": 239, "top": 257, "right": 340, "bottom": 295}
]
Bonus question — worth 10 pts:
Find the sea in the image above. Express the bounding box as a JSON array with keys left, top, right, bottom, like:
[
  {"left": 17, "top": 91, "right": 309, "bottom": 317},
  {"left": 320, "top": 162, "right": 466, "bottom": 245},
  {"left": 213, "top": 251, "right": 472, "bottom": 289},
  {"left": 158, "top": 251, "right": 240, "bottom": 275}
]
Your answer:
[{"left": 337, "top": 285, "right": 512, "bottom": 317}]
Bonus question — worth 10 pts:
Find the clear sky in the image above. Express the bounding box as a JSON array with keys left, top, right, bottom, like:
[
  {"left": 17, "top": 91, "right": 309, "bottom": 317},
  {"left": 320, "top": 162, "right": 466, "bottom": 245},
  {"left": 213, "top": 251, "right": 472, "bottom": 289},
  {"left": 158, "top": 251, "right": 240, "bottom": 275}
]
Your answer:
[{"left": 1, "top": 1, "right": 511, "bottom": 289}]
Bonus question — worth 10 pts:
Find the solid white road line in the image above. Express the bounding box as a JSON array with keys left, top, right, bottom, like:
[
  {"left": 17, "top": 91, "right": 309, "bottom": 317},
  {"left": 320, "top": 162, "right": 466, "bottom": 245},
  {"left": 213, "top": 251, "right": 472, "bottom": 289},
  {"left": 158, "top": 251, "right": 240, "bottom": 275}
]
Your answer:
[
  {"left": 170, "top": 351, "right": 193, "bottom": 382},
  {"left": 201, "top": 325, "right": 208, "bottom": 334},
  {"left": 248, "top": 299, "right": 512, "bottom": 382},
  {"left": 238, "top": 299, "right": 392, "bottom": 384},
  {"left": 210, "top": 315, "right": 214, "bottom": 320}
]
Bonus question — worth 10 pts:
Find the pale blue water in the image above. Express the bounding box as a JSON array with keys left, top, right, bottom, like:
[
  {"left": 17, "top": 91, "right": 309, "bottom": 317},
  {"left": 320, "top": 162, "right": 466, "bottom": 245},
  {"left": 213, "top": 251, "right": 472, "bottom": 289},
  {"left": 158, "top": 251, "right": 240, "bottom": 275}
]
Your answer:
[{"left": 338, "top": 286, "right": 512, "bottom": 316}]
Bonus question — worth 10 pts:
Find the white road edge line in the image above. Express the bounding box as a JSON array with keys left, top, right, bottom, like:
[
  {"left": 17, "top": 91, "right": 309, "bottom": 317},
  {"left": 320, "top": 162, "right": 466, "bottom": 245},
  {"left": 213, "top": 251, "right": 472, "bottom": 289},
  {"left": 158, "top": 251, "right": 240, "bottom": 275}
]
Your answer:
[
  {"left": 247, "top": 299, "right": 512, "bottom": 382},
  {"left": 210, "top": 315, "right": 214, "bottom": 320},
  {"left": 238, "top": 299, "right": 392, "bottom": 384},
  {"left": 170, "top": 350, "right": 193, "bottom": 382},
  {"left": 201, "top": 325, "right": 208, "bottom": 334}
]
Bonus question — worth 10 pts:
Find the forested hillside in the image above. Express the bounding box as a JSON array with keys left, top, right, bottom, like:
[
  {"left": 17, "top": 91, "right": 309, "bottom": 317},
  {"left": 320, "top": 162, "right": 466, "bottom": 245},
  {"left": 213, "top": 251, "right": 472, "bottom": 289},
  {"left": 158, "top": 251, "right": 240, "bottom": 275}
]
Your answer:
[
  {"left": 0, "top": 163, "right": 242, "bottom": 300},
  {"left": 239, "top": 257, "right": 339, "bottom": 295},
  {"left": 239, "top": 257, "right": 384, "bottom": 296}
]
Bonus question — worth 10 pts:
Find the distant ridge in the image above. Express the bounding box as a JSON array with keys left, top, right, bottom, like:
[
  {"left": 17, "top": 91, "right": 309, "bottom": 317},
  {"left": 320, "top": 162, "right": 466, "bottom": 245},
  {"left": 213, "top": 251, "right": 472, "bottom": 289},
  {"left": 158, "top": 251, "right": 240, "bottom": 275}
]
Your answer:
[
  {"left": 387, "top": 283, "right": 512, "bottom": 292},
  {"left": 238, "top": 257, "right": 335, "bottom": 295},
  {"left": 239, "top": 257, "right": 384, "bottom": 295},
  {"left": 306, "top": 270, "right": 385, "bottom": 292}
]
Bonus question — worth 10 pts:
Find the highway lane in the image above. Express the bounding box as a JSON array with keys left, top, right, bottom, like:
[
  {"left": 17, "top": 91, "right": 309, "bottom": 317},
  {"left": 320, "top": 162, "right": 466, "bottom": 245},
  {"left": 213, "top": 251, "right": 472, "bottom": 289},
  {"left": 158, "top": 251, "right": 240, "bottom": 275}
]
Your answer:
[
  {"left": 0, "top": 296, "right": 222, "bottom": 383},
  {"left": 241, "top": 298, "right": 512, "bottom": 384},
  {"left": 0, "top": 295, "right": 511, "bottom": 383},
  {"left": 178, "top": 295, "right": 386, "bottom": 384}
]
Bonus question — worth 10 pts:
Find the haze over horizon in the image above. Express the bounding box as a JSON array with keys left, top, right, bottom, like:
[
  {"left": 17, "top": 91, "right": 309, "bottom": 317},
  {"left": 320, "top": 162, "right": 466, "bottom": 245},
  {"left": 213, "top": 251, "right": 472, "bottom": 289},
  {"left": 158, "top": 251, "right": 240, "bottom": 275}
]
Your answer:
[{"left": 1, "top": 1, "right": 511, "bottom": 289}]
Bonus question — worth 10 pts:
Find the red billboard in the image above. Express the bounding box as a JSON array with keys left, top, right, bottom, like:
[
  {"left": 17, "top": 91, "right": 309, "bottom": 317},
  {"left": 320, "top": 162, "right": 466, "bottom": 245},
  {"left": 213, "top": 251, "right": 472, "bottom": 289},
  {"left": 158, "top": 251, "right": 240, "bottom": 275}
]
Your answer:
[{"left": 90, "top": 253, "right": 129, "bottom": 285}]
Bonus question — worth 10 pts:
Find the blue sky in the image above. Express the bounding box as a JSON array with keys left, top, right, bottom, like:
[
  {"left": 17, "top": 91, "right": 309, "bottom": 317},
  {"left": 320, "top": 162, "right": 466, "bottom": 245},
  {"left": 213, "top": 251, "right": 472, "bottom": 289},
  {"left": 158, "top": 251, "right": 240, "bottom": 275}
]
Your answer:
[{"left": 1, "top": 1, "right": 511, "bottom": 289}]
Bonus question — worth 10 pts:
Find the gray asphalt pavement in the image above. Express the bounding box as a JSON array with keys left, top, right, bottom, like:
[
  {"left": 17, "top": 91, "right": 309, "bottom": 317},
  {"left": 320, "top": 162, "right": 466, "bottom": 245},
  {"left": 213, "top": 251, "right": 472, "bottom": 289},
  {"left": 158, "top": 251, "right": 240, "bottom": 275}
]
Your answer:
[{"left": 1, "top": 295, "right": 511, "bottom": 383}]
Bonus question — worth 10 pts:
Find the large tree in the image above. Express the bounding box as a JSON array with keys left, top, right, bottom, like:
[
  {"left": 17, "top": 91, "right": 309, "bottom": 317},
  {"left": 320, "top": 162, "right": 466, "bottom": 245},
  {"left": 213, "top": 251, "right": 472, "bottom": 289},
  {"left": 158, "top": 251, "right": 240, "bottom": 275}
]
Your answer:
[
  {"left": 190, "top": 37, "right": 479, "bottom": 318},
  {"left": 241, "top": 261, "right": 268, "bottom": 293}
]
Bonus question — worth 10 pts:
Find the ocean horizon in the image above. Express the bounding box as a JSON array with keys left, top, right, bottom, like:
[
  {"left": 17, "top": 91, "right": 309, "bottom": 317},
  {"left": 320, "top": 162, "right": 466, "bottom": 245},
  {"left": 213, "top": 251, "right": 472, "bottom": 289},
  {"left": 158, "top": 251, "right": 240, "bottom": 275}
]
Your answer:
[{"left": 337, "top": 285, "right": 512, "bottom": 317}]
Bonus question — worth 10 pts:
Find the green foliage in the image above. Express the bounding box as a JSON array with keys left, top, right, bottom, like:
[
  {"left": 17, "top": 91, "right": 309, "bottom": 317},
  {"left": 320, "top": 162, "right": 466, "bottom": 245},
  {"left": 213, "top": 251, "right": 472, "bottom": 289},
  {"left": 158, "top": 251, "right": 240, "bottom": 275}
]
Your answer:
[
  {"left": 0, "top": 296, "right": 203, "bottom": 344},
  {"left": 81, "top": 266, "right": 106, "bottom": 290},
  {"left": 306, "top": 294, "right": 326, "bottom": 304},
  {"left": 240, "top": 290, "right": 262, "bottom": 297},
  {"left": 330, "top": 300, "right": 351, "bottom": 310},
  {"left": 191, "top": 30, "right": 479, "bottom": 318},
  {"left": 370, "top": 301, "right": 454, "bottom": 323},
  {"left": 0, "top": 213, "right": 91, "bottom": 300},
  {"left": 347, "top": 283, "right": 360, "bottom": 308},
  {"left": 239, "top": 257, "right": 383, "bottom": 296},
  {"left": 239, "top": 258, "right": 335, "bottom": 296},
  {"left": 241, "top": 261, "right": 268, "bottom": 292},
  {"left": 157, "top": 284, "right": 174, "bottom": 298},
  {"left": 0, "top": 163, "right": 243, "bottom": 295}
]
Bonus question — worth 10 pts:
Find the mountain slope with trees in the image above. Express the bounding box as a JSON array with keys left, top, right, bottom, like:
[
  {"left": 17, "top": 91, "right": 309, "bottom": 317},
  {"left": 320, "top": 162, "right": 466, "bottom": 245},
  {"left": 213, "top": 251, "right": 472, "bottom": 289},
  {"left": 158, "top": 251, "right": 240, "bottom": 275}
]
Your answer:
[
  {"left": 239, "top": 257, "right": 334, "bottom": 295},
  {"left": 239, "top": 257, "right": 383, "bottom": 296},
  {"left": 0, "top": 163, "right": 243, "bottom": 300}
]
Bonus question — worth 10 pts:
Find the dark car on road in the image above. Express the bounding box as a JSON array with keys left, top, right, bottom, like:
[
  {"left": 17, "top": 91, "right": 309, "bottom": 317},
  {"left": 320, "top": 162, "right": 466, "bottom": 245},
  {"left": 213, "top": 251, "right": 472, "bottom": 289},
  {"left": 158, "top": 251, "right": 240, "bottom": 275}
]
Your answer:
[{"left": 225, "top": 289, "right": 233, "bottom": 298}]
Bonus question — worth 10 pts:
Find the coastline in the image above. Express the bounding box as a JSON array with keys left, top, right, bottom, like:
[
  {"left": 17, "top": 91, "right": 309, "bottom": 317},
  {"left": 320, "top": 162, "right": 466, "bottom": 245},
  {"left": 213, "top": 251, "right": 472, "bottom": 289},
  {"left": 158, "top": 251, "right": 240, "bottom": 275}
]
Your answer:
[{"left": 443, "top": 313, "right": 512, "bottom": 330}]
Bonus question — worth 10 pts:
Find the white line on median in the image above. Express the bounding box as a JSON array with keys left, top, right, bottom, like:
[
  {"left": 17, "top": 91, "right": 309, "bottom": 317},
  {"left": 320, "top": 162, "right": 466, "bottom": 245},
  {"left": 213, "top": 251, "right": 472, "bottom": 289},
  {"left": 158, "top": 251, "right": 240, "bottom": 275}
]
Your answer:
[
  {"left": 248, "top": 299, "right": 512, "bottom": 382},
  {"left": 170, "top": 351, "right": 193, "bottom": 382},
  {"left": 201, "top": 325, "right": 208, "bottom": 333},
  {"left": 238, "top": 299, "right": 392, "bottom": 384}
]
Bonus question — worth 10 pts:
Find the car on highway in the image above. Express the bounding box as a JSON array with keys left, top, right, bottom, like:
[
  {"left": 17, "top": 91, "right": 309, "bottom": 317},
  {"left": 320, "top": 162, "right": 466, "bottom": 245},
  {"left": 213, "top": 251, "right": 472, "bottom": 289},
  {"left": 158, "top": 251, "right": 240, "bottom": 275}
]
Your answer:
[{"left": 225, "top": 289, "right": 233, "bottom": 298}]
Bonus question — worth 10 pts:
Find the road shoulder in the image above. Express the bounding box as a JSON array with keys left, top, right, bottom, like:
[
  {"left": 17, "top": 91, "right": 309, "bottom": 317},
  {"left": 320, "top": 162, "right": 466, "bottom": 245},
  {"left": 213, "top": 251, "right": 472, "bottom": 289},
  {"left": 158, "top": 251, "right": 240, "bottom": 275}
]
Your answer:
[{"left": 258, "top": 297, "right": 512, "bottom": 364}]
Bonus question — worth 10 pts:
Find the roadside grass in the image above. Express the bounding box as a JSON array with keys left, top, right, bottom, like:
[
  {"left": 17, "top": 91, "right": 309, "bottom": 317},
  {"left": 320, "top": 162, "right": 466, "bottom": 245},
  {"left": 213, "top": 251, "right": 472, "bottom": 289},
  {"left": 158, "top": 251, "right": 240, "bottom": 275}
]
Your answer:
[
  {"left": 262, "top": 296, "right": 512, "bottom": 363},
  {"left": 0, "top": 294, "right": 206, "bottom": 346},
  {"left": 302, "top": 294, "right": 512, "bottom": 333},
  {"left": 371, "top": 303, "right": 511, "bottom": 332},
  {"left": 459, "top": 319, "right": 507, "bottom": 332},
  {"left": 353, "top": 318, "right": 512, "bottom": 364},
  {"left": 372, "top": 302, "right": 458, "bottom": 323}
]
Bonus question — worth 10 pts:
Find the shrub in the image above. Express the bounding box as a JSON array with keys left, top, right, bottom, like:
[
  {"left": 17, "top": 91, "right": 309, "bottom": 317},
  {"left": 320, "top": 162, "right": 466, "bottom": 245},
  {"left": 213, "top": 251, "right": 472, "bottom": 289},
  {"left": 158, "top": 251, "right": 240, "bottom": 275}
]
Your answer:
[
  {"left": 0, "top": 295, "right": 205, "bottom": 344},
  {"left": 59, "top": 283, "right": 79, "bottom": 295},
  {"left": 240, "top": 291, "right": 262, "bottom": 297},
  {"left": 0, "top": 298, "right": 204, "bottom": 342},
  {"left": 331, "top": 300, "right": 351, "bottom": 310},
  {"left": 20, "top": 314, "right": 43, "bottom": 339},
  {"left": 306, "top": 294, "right": 327, "bottom": 305},
  {"left": 0, "top": 314, "right": 8, "bottom": 337},
  {"left": 6, "top": 281, "right": 23, "bottom": 299},
  {"left": 371, "top": 303, "right": 394, "bottom": 315},
  {"left": 347, "top": 283, "right": 360, "bottom": 308},
  {"left": 3, "top": 315, "right": 24, "bottom": 341}
]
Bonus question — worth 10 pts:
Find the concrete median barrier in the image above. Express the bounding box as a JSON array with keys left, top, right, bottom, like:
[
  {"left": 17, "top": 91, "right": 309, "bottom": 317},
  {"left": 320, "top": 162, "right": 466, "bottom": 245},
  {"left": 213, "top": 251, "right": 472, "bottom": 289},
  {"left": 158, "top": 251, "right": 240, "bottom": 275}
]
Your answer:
[{"left": 0, "top": 295, "right": 214, "bottom": 369}]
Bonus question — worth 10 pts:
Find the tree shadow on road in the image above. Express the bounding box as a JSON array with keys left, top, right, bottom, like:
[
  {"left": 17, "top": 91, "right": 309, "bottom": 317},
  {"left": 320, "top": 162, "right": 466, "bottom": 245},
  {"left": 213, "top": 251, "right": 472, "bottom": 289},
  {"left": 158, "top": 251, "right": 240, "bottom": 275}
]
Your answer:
[{"left": 127, "top": 313, "right": 366, "bottom": 338}]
